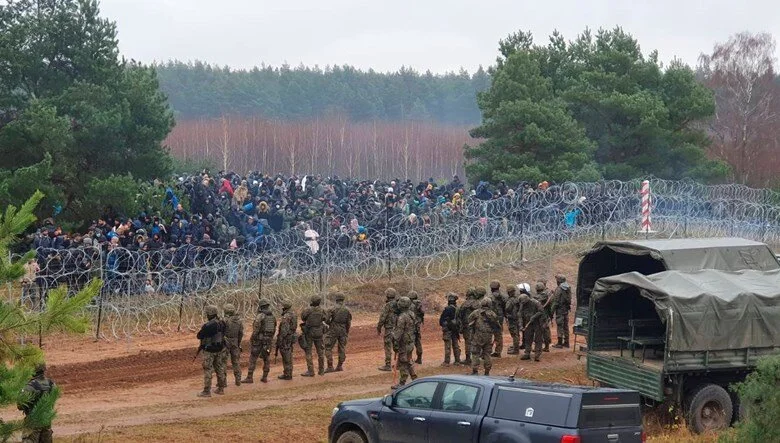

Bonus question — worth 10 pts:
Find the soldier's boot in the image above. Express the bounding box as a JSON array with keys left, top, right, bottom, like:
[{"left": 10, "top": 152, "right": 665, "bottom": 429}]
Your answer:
[
  {"left": 260, "top": 370, "right": 269, "bottom": 383},
  {"left": 318, "top": 367, "right": 325, "bottom": 376},
  {"left": 563, "top": 339, "right": 570, "bottom": 348},
  {"left": 277, "top": 374, "right": 293, "bottom": 380},
  {"left": 484, "top": 368, "right": 490, "bottom": 376},
  {"left": 335, "top": 360, "right": 344, "bottom": 372},
  {"left": 325, "top": 364, "right": 336, "bottom": 373},
  {"left": 441, "top": 361, "right": 450, "bottom": 367},
  {"left": 377, "top": 365, "right": 392, "bottom": 372},
  {"left": 553, "top": 338, "right": 564, "bottom": 349},
  {"left": 507, "top": 348, "right": 519, "bottom": 355},
  {"left": 543, "top": 344, "right": 550, "bottom": 352},
  {"left": 415, "top": 353, "right": 422, "bottom": 365},
  {"left": 411, "top": 374, "right": 418, "bottom": 381},
  {"left": 235, "top": 376, "right": 242, "bottom": 386},
  {"left": 520, "top": 354, "right": 531, "bottom": 361},
  {"left": 490, "top": 352, "right": 501, "bottom": 358},
  {"left": 197, "top": 390, "right": 211, "bottom": 398},
  {"left": 470, "top": 368, "right": 479, "bottom": 375},
  {"left": 391, "top": 382, "right": 405, "bottom": 390},
  {"left": 214, "top": 387, "right": 225, "bottom": 395},
  {"left": 533, "top": 354, "right": 541, "bottom": 362},
  {"left": 241, "top": 372, "right": 254, "bottom": 384},
  {"left": 301, "top": 365, "right": 316, "bottom": 377}
]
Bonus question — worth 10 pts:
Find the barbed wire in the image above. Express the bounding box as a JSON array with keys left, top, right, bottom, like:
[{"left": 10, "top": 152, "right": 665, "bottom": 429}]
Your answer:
[{"left": 14, "top": 179, "right": 780, "bottom": 339}]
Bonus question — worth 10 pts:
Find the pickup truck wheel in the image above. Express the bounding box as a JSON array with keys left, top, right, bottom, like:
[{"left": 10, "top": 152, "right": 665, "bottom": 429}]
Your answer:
[
  {"left": 685, "top": 384, "right": 733, "bottom": 434},
  {"left": 336, "top": 430, "right": 367, "bottom": 443}
]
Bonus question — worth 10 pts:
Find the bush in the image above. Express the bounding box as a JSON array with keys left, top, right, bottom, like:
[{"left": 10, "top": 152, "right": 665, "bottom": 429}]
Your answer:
[{"left": 720, "top": 354, "right": 780, "bottom": 443}]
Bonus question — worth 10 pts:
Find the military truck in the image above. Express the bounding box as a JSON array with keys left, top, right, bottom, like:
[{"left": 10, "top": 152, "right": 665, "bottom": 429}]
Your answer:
[
  {"left": 586, "top": 268, "right": 780, "bottom": 433},
  {"left": 573, "top": 237, "right": 780, "bottom": 338}
]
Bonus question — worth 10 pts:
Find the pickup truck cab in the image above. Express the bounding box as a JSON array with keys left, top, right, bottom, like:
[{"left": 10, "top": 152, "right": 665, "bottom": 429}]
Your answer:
[{"left": 329, "top": 375, "right": 644, "bottom": 443}]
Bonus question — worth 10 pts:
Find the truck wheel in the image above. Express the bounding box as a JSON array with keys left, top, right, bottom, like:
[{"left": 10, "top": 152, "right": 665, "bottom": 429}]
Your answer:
[
  {"left": 336, "top": 430, "right": 367, "bottom": 443},
  {"left": 685, "top": 384, "right": 733, "bottom": 433}
]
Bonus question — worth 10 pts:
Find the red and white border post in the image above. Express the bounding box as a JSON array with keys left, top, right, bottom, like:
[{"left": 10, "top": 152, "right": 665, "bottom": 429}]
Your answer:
[{"left": 639, "top": 180, "right": 654, "bottom": 234}]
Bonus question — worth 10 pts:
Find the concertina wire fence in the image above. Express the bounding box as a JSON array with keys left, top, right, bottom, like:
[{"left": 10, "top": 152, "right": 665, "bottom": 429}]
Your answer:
[{"left": 14, "top": 179, "right": 780, "bottom": 339}]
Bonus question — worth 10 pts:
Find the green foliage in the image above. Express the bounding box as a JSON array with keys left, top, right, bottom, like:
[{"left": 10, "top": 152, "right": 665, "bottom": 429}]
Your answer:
[
  {"left": 0, "top": 0, "right": 174, "bottom": 223},
  {"left": 721, "top": 354, "right": 780, "bottom": 443},
  {"left": 155, "top": 61, "right": 490, "bottom": 124},
  {"left": 82, "top": 174, "right": 143, "bottom": 222},
  {"left": 467, "top": 28, "right": 729, "bottom": 185},
  {"left": 0, "top": 192, "right": 97, "bottom": 440}
]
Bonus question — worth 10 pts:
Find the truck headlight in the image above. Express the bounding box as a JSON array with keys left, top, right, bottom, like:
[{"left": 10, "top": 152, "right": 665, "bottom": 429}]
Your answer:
[{"left": 332, "top": 406, "right": 340, "bottom": 417}]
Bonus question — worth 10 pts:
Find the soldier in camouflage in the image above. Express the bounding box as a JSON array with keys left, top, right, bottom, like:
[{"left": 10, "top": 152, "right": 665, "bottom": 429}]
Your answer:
[
  {"left": 277, "top": 300, "right": 297, "bottom": 380},
  {"left": 457, "top": 288, "right": 478, "bottom": 365},
  {"left": 243, "top": 299, "right": 276, "bottom": 383},
  {"left": 325, "top": 292, "right": 352, "bottom": 373},
  {"left": 489, "top": 281, "right": 505, "bottom": 357},
  {"left": 518, "top": 287, "right": 544, "bottom": 362},
  {"left": 469, "top": 297, "right": 500, "bottom": 375},
  {"left": 439, "top": 292, "right": 461, "bottom": 366},
  {"left": 391, "top": 296, "right": 418, "bottom": 389},
  {"left": 17, "top": 363, "right": 55, "bottom": 443},
  {"left": 222, "top": 303, "right": 244, "bottom": 386},
  {"left": 408, "top": 291, "right": 424, "bottom": 364},
  {"left": 534, "top": 282, "right": 553, "bottom": 352},
  {"left": 196, "top": 305, "right": 227, "bottom": 397},
  {"left": 551, "top": 274, "right": 572, "bottom": 348},
  {"left": 300, "top": 295, "right": 326, "bottom": 376},
  {"left": 504, "top": 286, "right": 521, "bottom": 354},
  {"left": 377, "top": 288, "right": 398, "bottom": 371}
]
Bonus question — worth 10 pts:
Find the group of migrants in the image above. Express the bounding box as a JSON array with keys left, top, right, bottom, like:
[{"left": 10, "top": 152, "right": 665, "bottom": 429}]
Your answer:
[{"left": 195, "top": 293, "right": 352, "bottom": 397}]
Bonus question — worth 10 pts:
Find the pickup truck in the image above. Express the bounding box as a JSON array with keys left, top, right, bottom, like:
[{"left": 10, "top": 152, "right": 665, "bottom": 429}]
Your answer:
[{"left": 328, "top": 374, "right": 644, "bottom": 443}]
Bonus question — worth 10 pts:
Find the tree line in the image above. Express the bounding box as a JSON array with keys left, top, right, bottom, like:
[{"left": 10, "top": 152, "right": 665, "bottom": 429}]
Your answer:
[{"left": 155, "top": 61, "right": 490, "bottom": 124}]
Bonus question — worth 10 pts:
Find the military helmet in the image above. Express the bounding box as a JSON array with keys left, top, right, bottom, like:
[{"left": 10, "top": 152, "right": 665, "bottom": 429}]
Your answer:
[
  {"left": 518, "top": 293, "right": 530, "bottom": 302},
  {"left": 480, "top": 298, "right": 492, "bottom": 308},
  {"left": 555, "top": 274, "right": 566, "bottom": 284},
  {"left": 407, "top": 290, "right": 419, "bottom": 300},
  {"left": 446, "top": 292, "right": 458, "bottom": 302},
  {"left": 535, "top": 282, "right": 545, "bottom": 292},
  {"left": 537, "top": 278, "right": 548, "bottom": 287},
  {"left": 385, "top": 288, "right": 398, "bottom": 299},
  {"left": 397, "top": 296, "right": 412, "bottom": 309},
  {"left": 34, "top": 362, "right": 46, "bottom": 375},
  {"left": 310, "top": 295, "right": 322, "bottom": 305},
  {"left": 223, "top": 303, "right": 236, "bottom": 314},
  {"left": 281, "top": 300, "right": 293, "bottom": 309},
  {"left": 333, "top": 292, "right": 345, "bottom": 302},
  {"left": 466, "top": 287, "right": 476, "bottom": 298},
  {"left": 489, "top": 280, "right": 500, "bottom": 290},
  {"left": 475, "top": 287, "right": 487, "bottom": 298},
  {"left": 517, "top": 283, "right": 531, "bottom": 295},
  {"left": 204, "top": 305, "right": 219, "bottom": 317},
  {"left": 258, "top": 299, "right": 270, "bottom": 308},
  {"left": 506, "top": 286, "right": 516, "bottom": 296}
]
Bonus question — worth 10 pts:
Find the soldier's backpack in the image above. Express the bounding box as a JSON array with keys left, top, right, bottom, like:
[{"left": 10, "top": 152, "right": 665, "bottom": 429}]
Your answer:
[
  {"left": 18, "top": 378, "right": 54, "bottom": 415},
  {"left": 304, "top": 307, "right": 325, "bottom": 337},
  {"left": 333, "top": 306, "right": 350, "bottom": 325}
]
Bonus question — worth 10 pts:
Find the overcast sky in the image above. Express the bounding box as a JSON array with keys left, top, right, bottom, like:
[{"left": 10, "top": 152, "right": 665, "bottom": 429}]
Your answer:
[{"left": 100, "top": 0, "right": 779, "bottom": 73}]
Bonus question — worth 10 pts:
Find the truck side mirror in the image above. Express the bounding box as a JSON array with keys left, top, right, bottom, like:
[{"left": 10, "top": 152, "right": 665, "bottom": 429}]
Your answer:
[{"left": 382, "top": 394, "right": 393, "bottom": 408}]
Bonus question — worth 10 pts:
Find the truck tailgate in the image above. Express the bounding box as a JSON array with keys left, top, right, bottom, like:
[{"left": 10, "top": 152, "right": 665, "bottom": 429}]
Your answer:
[
  {"left": 578, "top": 390, "right": 644, "bottom": 443},
  {"left": 587, "top": 351, "right": 664, "bottom": 401}
]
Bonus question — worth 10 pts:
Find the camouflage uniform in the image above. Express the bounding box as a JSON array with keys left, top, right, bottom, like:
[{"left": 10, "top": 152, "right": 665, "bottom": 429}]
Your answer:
[
  {"left": 18, "top": 363, "right": 54, "bottom": 443},
  {"left": 504, "top": 287, "right": 521, "bottom": 354},
  {"left": 392, "top": 297, "right": 418, "bottom": 389},
  {"left": 468, "top": 298, "right": 500, "bottom": 375},
  {"left": 438, "top": 292, "right": 461, "bottom": 366},
  {"left": 223, "top": 304, "right": 244, "bottom": 385},
  {"left": 377, "top": 288, "right": 398, "bottom": 371},
  {"left": 196, "top": 305, "right": 227, "bottom": 397},
  {"left": 552, "top": 275, "right": 572, "bottom": 348},
  {"left": 534, "top": 282, "right": 553, "bottom": 352},
  {"left": 408, "top": 291, "right": 425, "bottom": 364},
  {"left": 456, "top": 288, "right": 478, "bottom": 365},
  {"left": 300, "top": 296, "right": 326, "bottom": 376},
  {"left": 489, "top": 281, "right": 505, "bottom": 357},
  {"left": 277, "top": 300, "right": 297, "bottom": 380},
  {"left": 244, "top": 300, "right": 276, "bottom": 383},
  {"left": 325, "top": 292, "right": 352, "bottom": 372},
  {"left": 519, "top": 294, "right": 544, "bottom": 361}
]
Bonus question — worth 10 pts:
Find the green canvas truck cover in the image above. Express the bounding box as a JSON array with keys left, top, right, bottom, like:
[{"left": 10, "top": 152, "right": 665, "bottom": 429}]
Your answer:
[{"left": 591, "top": 269, "right": 780, "bottom": 352}]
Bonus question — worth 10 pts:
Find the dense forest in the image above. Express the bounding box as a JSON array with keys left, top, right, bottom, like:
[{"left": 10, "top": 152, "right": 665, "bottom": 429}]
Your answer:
[{"left": 154, "top": 61, "right": 489, "bottom": 124}]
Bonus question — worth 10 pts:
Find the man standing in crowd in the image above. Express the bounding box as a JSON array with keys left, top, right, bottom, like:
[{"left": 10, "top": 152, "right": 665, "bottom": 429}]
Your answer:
[
  {"left": 300, "top": 295, "right": 326, "bottom": 376},
  {"left": 17, "top": 363, "right": 55, "bottom": 443},
  {"left": 377, "top": 288, "right": 398, "bottom": 371},
  {"left": 518, "top": 286, "right": 544, "bottom": 362},
  {"left": 552, "top": 274, "right": 572, "bottom": 348},
  {"left": 222, "top": 303, "right": 244, "bottom": 386},
  {"left": 439, "top": 292, "right": 461, "bottom": 366},
  {"left": 457, "top": 288, "right": 478, "bottom": 366},
  {"left": 324, "top": 292, "right": 352, "bottom": 373},
  {"left": 469, "top": 298, "right": 499, "bottom": 375},
  {"left": 243, "top": 299, "right": 275, "bottom": 383},
  {"left": 504, "top": 286, "right": 521, "bottom": 354},
  {"left": 391, "top": 296, "right": 417, "bottom": 389},
  {"left": 534, "top": 282, "right": 553, "bottom": 352},
  {"left": 277, "top": 300, "right": 297, "bottom": 380},
  {"left": 408, "top": 290, "right": 424, "bottom": 364},
  {"left": 196, "top": 305, "right": 227, "bottom": 397},
  {"left": 489, "top": 281, "right": 505, "bottom": 357}
]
